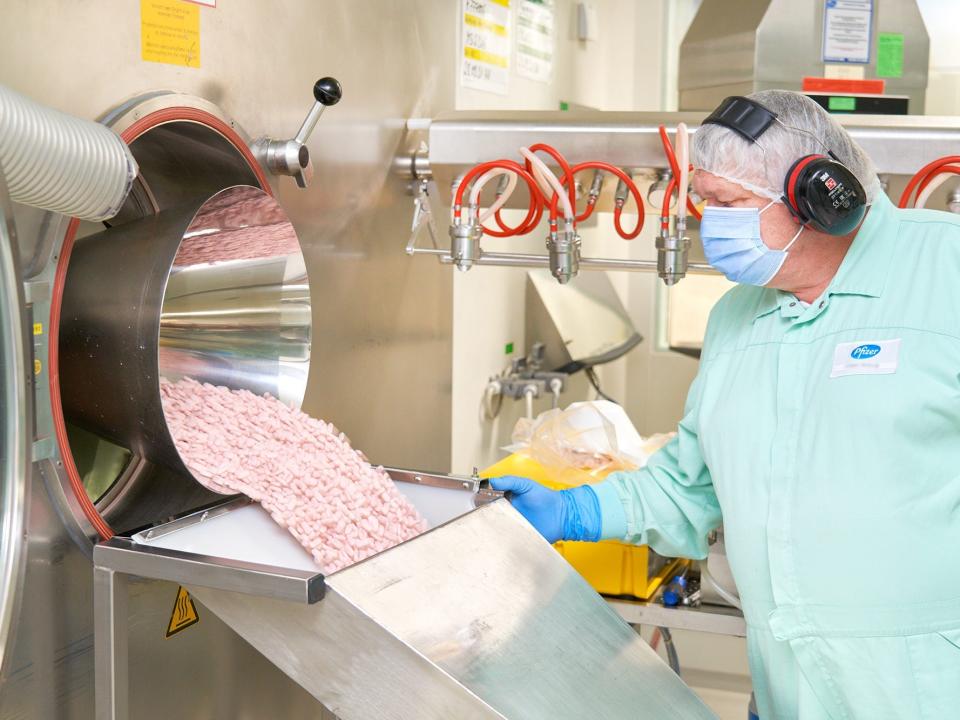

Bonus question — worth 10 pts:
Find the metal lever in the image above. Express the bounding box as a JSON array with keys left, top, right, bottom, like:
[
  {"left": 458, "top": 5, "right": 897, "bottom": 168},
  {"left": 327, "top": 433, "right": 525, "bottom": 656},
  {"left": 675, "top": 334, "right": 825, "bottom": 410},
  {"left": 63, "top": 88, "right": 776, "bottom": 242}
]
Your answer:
[{"left": 252, "top": 76, "right": 342, "bottom": 188}]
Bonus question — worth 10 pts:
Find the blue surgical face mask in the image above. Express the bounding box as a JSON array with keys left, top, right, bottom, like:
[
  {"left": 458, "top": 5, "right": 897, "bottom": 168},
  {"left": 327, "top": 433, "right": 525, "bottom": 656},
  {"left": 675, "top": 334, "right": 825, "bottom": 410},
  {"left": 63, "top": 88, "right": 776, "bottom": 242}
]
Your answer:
[{"left": 700, "top": 202, "right": 803, "bottom": 286}]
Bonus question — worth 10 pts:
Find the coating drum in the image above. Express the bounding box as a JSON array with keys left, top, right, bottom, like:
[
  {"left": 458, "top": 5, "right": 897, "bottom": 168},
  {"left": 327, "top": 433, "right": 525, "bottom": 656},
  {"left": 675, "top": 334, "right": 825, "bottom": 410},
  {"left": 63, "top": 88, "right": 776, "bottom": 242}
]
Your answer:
[{"left": 60, "top": 185, "right": 311, "bottom": 485}]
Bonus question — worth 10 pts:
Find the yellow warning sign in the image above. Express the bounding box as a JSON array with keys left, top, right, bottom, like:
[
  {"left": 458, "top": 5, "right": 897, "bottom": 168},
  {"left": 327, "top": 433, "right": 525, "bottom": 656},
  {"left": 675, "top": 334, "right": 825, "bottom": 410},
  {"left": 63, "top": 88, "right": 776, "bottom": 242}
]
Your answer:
[
  {"left": 32, "top": 322, "right": 43, "bottom": 336},
  {"left": 165, "top": 586, "right": 199, "bottom": 638},
  {"left": 141, "top": 0, "right": 200, "bottom": 68}
]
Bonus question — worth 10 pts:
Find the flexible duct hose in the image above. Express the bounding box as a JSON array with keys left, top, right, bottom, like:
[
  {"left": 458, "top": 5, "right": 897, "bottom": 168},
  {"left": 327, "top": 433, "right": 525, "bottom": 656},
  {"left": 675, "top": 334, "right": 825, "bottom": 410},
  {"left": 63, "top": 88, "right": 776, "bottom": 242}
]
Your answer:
[{"left": 0, "top": 84, "right": 137, "bottom": 221}]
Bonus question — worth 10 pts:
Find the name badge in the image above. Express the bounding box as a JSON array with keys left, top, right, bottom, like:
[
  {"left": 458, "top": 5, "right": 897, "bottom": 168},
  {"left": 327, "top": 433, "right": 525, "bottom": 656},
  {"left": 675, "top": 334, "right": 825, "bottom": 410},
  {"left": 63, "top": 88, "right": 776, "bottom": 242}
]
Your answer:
[{"left": 830, "top": 339, "right": 901, "bottom": 378}]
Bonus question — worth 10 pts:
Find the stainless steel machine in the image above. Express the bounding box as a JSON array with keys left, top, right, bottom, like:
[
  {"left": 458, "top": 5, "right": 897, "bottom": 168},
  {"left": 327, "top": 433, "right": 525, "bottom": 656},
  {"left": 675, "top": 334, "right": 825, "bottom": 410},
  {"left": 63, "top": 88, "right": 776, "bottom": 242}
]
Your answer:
[
  {"left": 679, "top": 0, "right": 930, "bottom": 113},
  {"left": 2, "top": 2, "right": 959, "bottom": 718},
  {"left": 0, "top": 81, "right": 717, "bottom": 719}
]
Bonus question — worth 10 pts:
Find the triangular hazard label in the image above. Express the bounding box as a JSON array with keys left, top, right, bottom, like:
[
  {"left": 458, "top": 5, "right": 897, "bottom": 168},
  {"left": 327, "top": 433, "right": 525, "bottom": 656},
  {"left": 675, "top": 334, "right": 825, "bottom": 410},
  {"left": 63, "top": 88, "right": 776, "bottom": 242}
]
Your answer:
[{"left": 165, "top": 586, "right": 199, "bottom": 638}]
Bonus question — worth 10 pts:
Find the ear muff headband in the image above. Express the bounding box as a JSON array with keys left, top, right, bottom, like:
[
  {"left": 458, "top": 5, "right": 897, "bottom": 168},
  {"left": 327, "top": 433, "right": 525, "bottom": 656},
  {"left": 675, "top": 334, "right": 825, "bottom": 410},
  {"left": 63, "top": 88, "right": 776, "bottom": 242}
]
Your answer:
[{"left": 703, "top": 96, "right": 867, "bottom": 236}]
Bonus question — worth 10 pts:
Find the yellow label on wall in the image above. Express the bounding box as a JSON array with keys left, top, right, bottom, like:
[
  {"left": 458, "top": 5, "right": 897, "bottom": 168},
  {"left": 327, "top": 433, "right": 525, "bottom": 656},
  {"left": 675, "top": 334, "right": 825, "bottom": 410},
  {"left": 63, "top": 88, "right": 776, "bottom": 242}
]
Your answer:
[
  {"left": 141, "top": 0, "right": 200, "bottom": 68},
  {"left": 32, "top": 322, "right": 42, "bottom": 336},
  {"left": 33, "top": 359, "right": 41, "bottom": 376}
]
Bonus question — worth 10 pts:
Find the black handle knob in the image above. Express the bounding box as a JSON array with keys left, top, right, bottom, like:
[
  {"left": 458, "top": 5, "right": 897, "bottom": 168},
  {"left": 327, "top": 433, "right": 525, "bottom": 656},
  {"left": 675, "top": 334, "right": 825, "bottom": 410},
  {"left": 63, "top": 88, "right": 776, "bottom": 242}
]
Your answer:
[{"left": 313, "top": 77, "right": 342, "bottom": 106}]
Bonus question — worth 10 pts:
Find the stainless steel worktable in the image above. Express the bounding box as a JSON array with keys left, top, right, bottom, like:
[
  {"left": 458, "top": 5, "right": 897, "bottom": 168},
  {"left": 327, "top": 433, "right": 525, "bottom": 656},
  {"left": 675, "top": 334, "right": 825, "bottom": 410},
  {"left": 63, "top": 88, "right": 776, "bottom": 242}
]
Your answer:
[{"left": 607, "top": 598, "right": 747, "bottom": 637}]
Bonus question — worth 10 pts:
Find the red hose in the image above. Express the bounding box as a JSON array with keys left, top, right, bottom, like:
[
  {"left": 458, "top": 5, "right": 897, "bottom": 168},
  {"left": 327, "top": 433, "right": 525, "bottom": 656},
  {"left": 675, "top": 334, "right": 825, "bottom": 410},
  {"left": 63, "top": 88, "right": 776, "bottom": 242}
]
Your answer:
[
  {"left": 453, "top": 160, "right": 544, "bottom": 236},
  {"left": 658, "top": 125, "right": 702, "bottom": 220},
  {"left": 552, "top": 161, "right": 644, "bottom": 239},
  {"left": 898, "top": 156, "right": 960, "bottom": 208},
  {"left": 484, "top": 197, "right": 544, "bottom": 237},
  {"left": 613, "top": 206, "right": 642, "bottom": 240},
  {"left": 577, "top": 198, "right": 598, "bottom": 223},
  {"left": 917, "top": 166, "right": 960, "bottom": 194}
]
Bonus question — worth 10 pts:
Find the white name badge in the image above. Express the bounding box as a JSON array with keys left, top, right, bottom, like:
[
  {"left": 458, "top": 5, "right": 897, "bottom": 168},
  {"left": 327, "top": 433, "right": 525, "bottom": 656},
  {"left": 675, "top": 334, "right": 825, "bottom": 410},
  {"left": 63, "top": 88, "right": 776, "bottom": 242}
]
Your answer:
[{"left": 830, "top": 339, "right": 901, "bottom": 378}]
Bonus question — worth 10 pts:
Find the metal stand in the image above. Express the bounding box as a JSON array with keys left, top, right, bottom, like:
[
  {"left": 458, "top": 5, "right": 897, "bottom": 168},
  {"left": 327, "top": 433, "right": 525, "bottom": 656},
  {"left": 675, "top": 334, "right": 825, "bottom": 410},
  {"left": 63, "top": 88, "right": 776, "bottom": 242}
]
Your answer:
[
  {"left": 92, "top": 538, "right": 325, "bottom": 720},
  {"left": 94, "top": 567, "right": 128, "bottom": 720}
]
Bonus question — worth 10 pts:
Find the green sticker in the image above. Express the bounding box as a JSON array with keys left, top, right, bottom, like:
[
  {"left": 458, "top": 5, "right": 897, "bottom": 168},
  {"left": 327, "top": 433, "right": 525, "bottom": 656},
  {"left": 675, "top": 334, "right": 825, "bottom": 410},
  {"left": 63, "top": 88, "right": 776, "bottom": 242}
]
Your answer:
[
  {"left": 828, "top": 96, "right": 857, "bottom": 112},
  {"left": 505, "top": 342, "right": 514, "bottom": 354},
  {"left": 877, "top": 32, "right": 904, "bottom": 78},
  {"left": 559, "top": 101, "right": 569, "bottom": 111}
]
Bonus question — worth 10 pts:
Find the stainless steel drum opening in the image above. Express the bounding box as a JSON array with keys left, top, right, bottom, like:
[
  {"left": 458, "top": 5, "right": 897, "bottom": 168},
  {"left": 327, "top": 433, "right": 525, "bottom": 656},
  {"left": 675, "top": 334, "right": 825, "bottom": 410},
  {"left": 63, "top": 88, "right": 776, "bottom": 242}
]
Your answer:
[{"left": 159, "top": 185, "right": 311, "bottom": 408}]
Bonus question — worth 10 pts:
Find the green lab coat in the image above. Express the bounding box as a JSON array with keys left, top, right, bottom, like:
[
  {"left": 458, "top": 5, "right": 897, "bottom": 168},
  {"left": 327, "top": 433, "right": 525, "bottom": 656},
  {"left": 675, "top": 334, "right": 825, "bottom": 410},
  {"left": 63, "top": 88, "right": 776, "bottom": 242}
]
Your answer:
[{"left": 593, "top": 192, "right": 960, "bottom": 719}]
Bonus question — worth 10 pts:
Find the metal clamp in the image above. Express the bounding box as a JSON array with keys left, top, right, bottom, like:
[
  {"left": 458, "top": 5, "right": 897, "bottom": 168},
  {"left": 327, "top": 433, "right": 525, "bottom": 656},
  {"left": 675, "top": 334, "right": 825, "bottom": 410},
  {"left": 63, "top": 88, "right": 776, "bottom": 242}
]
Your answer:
[
  {"left": 546, "top": 224, "right": 581, "bottom": 284},
  {"left": 656, "top": 231, "right": 690, "bottom": 287},
  {"left": 252, "top": 76, "right": 342, "bottom": 188}
]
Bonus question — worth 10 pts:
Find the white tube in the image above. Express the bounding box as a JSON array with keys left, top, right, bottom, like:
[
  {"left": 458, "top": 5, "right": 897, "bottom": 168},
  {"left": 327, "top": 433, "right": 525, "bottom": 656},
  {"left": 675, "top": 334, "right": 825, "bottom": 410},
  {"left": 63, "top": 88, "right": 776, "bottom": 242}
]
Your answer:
[
  {"left": 519, "top": 147, "right": 574, "bottom": 221},
  {"left": 915, "top": 171, "right": 954, "bottom": 209},
  {"left": 470, "top": 168, "right": 518, "bottom": 222},
  {"left": 0, "top": 83, "right": 138, "bottom": 221},
  {"left": 701, "top": 565, "right": 741, "bottom": 610},
  {"left": 676, "top": 123, "right": 689, "bottom": 224}
]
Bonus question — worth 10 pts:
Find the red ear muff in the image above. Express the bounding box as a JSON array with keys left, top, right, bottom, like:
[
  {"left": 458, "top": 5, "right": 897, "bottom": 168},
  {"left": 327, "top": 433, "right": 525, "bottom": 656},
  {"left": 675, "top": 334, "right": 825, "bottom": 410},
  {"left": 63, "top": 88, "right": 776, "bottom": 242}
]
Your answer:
[
  {"left": 783, "top": 155, "right": 825, "bottom": 220},
  {"left": 782, "top": 154, "right": 867, "bottom": 236}
]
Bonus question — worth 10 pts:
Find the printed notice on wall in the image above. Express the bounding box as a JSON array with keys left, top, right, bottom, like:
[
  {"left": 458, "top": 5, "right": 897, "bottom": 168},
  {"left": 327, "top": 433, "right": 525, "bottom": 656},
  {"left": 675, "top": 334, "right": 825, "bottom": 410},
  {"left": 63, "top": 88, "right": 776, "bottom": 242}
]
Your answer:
[
  {"left": 141, "top": 0, "right": 200, "bottom": 68},
  {"left": 461, "top": 0, "right": 511, "bottom": 94},
  {"left": 517, "top": 0, "right": 553, "bottom": 83},
  {"left": 822, "top": 0, "right": 873, "bottom": 64}
]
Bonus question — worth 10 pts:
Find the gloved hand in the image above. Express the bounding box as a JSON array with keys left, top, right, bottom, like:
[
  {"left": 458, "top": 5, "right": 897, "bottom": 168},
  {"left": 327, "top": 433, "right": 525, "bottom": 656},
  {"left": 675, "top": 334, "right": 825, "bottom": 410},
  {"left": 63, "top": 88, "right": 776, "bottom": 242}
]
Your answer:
[{"left": 488, "top": 475, "right": 601, "bottom": 544}]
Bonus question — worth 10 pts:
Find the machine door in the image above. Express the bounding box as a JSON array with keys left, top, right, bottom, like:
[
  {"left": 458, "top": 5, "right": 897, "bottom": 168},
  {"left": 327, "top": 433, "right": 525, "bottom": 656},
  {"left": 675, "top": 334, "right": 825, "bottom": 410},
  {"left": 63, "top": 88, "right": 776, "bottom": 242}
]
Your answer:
[{"left": 0, "top": 174, "right": 31, "bottom": 677}]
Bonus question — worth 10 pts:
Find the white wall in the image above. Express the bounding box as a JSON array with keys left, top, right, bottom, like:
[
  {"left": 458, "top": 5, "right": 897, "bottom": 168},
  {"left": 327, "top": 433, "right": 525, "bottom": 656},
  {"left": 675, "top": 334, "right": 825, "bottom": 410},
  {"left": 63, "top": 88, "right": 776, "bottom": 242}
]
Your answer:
[
  {"left": 917, "top": 0, "right": 960, "bottom": 114},
  {"left": 450, "top": 0, "right": 686, "bottom": 473}
]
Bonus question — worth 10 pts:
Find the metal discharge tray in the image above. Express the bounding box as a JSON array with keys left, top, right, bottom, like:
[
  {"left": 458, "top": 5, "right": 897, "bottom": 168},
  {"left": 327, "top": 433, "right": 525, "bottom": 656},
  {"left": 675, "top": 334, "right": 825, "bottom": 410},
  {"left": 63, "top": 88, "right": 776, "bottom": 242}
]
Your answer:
[{"left": 97, "top": 473, "right": 717, "bottom": 720}]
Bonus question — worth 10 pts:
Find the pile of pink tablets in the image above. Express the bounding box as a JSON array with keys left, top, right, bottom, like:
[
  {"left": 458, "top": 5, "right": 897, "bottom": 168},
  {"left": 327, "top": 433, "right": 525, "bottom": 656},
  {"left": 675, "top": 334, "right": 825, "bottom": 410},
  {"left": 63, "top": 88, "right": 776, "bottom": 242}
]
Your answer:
[{"left": 160, "top": 377, "right": 428, "bottom": 573}]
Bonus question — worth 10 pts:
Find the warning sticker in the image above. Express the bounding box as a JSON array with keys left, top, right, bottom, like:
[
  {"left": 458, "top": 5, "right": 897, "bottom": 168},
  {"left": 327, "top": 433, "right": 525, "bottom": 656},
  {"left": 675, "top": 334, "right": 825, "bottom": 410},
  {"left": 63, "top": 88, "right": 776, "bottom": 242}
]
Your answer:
[
  {"left": 166, "top": 586, "right": 200, "bottom": 638},
  {"left": 141, "top": 0, "right": 200, "bottom": 69},
  {"left": 461, "top": 0, "right": 511, "bottom": 94}
]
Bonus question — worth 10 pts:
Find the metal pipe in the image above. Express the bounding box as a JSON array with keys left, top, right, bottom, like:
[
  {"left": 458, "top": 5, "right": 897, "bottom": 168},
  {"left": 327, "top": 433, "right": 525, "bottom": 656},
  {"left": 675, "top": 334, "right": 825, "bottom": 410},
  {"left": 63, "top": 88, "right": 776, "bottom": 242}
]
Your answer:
[
  {"left": 659, "top": 627, "right": 681, "bottom": 676},
  {"left": 417, "top": 247, "right": 717, "bottom": 275}
]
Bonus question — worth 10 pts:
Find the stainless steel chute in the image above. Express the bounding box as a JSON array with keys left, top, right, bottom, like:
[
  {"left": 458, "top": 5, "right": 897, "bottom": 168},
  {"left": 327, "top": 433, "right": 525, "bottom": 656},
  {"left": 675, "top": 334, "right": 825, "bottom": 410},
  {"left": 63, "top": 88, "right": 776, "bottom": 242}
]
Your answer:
[{"left": 95, "top": 481, "right": 718, "bottom": 720}]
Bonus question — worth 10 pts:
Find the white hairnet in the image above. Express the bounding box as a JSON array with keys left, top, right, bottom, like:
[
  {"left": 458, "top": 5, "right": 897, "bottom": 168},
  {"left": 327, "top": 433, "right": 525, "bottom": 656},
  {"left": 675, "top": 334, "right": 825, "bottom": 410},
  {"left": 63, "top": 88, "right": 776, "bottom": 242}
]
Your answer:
[{"left": 691, "top": 90, "right": 882, "bottom": 203}]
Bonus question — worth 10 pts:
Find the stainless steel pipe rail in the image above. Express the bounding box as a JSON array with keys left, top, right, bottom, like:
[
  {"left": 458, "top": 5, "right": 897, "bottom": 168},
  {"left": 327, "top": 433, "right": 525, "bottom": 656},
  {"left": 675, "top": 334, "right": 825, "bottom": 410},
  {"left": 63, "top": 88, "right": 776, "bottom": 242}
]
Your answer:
[
  {"left": 404, "top": 111, "right": 960, "bottom": 281},
  {"left": 419, "top": 111, "right": 960, "bottom": 196},
  {"left": 407, "top": 246, "right": 718, "bottom": 275}
]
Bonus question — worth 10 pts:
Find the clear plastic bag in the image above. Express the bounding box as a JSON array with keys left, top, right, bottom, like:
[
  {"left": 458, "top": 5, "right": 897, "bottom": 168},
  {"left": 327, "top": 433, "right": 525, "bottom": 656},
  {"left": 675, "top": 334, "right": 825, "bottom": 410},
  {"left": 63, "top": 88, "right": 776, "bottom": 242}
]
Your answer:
[{"left": 507, "top": 401, "right": 672, "bottom": 481}]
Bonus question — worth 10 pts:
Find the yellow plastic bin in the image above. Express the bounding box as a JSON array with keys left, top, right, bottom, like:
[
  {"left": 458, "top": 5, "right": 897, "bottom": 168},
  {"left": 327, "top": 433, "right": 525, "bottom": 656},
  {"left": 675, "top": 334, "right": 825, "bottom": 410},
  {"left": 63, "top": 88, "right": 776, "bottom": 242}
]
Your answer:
[{"left": 482, "top": 452, "right": 685, "bottom": 600}]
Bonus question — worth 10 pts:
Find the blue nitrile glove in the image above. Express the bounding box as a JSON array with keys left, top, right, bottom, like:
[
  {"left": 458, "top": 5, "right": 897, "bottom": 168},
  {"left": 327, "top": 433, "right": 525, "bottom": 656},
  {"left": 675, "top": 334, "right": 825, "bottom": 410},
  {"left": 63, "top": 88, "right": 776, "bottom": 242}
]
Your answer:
[{"left": 488, "top": 475, "right": 602, "bottom": 543}]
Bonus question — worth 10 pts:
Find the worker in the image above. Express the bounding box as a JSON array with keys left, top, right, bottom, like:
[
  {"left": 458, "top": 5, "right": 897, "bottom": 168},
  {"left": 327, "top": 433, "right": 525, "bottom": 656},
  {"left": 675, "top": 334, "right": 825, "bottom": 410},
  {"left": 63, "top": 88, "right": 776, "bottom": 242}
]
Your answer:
[{"left": 492, "top": 90, "right": 960, "bottom": 720}]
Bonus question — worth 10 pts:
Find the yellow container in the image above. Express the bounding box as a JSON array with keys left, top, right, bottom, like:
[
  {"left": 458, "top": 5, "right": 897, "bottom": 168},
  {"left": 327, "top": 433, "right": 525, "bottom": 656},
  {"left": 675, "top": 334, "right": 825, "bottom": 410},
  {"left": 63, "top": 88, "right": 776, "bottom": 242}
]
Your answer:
[{"left": 481, "top": 453, "right": 684, "bottom": 600}]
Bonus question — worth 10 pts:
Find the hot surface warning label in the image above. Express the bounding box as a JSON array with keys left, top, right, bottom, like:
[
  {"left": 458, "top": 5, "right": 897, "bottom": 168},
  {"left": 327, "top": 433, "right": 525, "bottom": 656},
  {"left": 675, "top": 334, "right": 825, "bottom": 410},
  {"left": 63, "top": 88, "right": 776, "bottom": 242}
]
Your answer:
[{"left": 166, "top": 586, "right": 200, "bottom": 638}]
